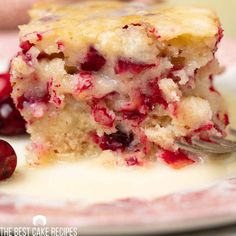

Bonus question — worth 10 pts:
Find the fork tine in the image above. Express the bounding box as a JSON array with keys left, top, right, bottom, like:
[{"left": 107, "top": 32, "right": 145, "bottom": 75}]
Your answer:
[
  {"left": 192, "top": 139, "right": 236, "bottom": 154},
  {"left": 176, "top": 141, "right": 233, "bottom": 154},
  {"left": 176, "top": 141, "right": 204, "bottom": 154},
  {"left": 210, "top": 135, "right": 236, "bottom": 147},
  {"left": 177, "top": 128, "right": 236, "bottom": 154}
]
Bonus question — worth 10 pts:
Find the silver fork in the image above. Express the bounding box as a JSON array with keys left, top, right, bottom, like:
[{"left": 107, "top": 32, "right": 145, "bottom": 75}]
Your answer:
[{"left": 177, "top": 128, "right": 236, "bottom": 154}]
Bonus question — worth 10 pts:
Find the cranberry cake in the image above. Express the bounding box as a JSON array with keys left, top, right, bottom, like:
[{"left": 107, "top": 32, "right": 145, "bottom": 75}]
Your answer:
[{"left": 11, "top": 0, "right": 228, "bottom": 167}]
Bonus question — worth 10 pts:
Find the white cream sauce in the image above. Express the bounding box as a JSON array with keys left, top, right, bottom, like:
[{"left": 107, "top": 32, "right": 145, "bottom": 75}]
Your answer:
[{"left": 0, "top": 92, "right": 236, "bottom": 205}]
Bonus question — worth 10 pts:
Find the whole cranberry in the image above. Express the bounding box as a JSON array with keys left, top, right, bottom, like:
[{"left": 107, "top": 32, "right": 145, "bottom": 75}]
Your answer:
[
  {"left": 0, "top": 73, "right": 12, "bottom": 102},
  {"left": 0, "top": 72, "right": 26, "bottom": 135},
  {"left": 0, "top": 139, "right": 17, "bottom": 181},
  {"left": 0, "top": 98, "right": 26, "bottom": 135}
]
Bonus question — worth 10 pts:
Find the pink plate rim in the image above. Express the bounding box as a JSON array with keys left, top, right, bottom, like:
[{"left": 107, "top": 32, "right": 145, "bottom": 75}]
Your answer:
[{"left": 1, "top": 177, "right": 236, "bottom": 234}]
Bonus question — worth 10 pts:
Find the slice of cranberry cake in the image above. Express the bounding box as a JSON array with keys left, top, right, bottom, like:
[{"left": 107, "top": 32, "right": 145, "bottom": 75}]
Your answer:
[{"left": 11, "top": 1, "right": 228, "bottom": 167}]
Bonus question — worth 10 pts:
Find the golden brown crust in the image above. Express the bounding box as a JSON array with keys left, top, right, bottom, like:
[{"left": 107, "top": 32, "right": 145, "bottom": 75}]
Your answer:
[{"left": 20, "top": 1, "right": 219, "bottom": 44}]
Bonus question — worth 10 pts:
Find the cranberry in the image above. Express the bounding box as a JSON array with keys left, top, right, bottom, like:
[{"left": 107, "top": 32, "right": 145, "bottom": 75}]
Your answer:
[
  {"left": 122, "top": 110, "right": 146, "bottom": 124},
  {"left": 125, "top": 156, "right": 142, "bottom": 166},
  {"left": 115, "top": 59, "right": 155, "bottom": 74},
  {"left": 92, "top": 106, "right": 115, "bottom": 127},
  {"left": 194, "top": 123, "right": 213, "bottom": 133},
  {"left": 16, "top": 86, "right": 50, "bottom": 110},
  {"left": 224, "top": 113, "right": 230, "bottom": 126},
  {"left": 199, "top": 135, "right": 213, "bottom": 143},
  {"left": 80, "top": 46, "right": 106, "bottom": 72},
  {"left": 93, "top": 130, "right": 134, "bottom": 151},
  {"left": 217, "top": 26, "right": 224, "bottom": 44},
  {"left": 167, "top": 71, "right": 181, "bottom": 83},
  {"left": 0, "top": 73, "right": 12, "bottom": 102},
  {"left": 50, "top": 90, "right": 62, "bottom": 107},
  {"left": 20, "top": 40, "right": 34, "bottom": 54},
  {"left": 93, "top": 91, "right": 117, "bottom": 100},
  {"left": 213, "top": 124, "right": 224, "bottom": 136},
  {"left": 209, "top": 75, "right": 220, "bottom": 95},
  {"left": 216, "top": 113, "right": 229, "bottom": 127},
  {"left": 56, "top": 41, "right": 64, "bottom": 51},
  {"left": 121, "top": 80, "right": 167, "bottom": 123},
  {"left": 0, "top": 72, "right": 26, "bottom": 135},
  {"left": 148, "top": 27, "right": 161, "bottom": 39},
  {"left": 184, "top": 136, "right": 193, "bottom": 144},
  {"left": 36, "top": 33, "right": 43, "bottom": 41},
  {"left": 0, "top": 139, "right": 17, "bottom": 181},
  {"left": 214, "top": 26, "right": 224, "bottom": 53},
  {"left": 0, "top": 98, "right": 26, "bottom": 135},
  {"left": 21, "top": 52, "right": 33, "bottom": 66},
  {"left": 159, "top": 149, "right": 195, "bottom": 169},
  {"left": 143, "top": 79, "right": 167, "bottom": 110},
  {"left": 76, "top": 72, "right": 93, "bottom": 93}
]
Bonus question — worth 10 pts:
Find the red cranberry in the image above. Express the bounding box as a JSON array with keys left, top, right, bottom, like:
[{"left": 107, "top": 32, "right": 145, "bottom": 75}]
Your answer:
[
  {"left": 213, "top": 124, "right": 224, "bottom": 136},
  {"left": 36, "top": 33, "right": 43, "bottom": 41},
  {"left": 209, "top": 75, "right": 220, "bottom": 95},
  {"left": 159, "top": 149, "right": 195, "bottom": 169},
  {"left": 20, "top": 40, "right": 34, "bottom": 54},
  {"left": 143, "top": 79, "right": 168, "bottom": 110},
  {"left": 16, "top": 85, "right": 51, "bottom": 110},
  {"left": 184, "top": 136, "right": 193, "bottom": 144},
  {"left": 194, "top": 123, "right": 213, "bottom": 133},
  {"left": 148, "top": 27, "right": 161, "bottom": 39},
  {"left": 76, "top": 72, "right": 93, "bottom": 93},
  {"left": 0, "top": 73, "right": 12, "bottom": 102},
  {"left": 224, "top": 113, "right": 229, "bottom": 126},
  {"left": 167, "top": 71, "right": 181, "bottom": 83},
  {"left": 216, "top": 113, "right": 229, "bottom": 127},
  {"left": 0, "top": 72, "right": 26, "bottom": 135},
  {"left": 199, "top": 135, "right": 213, "bottom": 143},
  {"left": 56, "top": 41, "right": 64, "bottom": 50},
  {"left": 209, "top": 86, "right": 220, "bottom": 94},
  {"left": 93, "top": 91, "right": 117, "bottom": 100},
  {"left": 217, "top": 26, "right": 224, "bottom": 44},
  {"left": 93, "top": 130, "right": 134, "bottom": 151},
  {"left": 122, "top": 110, "right": 146, "bottom": 124},
  {"left": 121, "top": 81, "right": 167, "bottom": 123},
  {"left": 0, "top": 98, "right": 26, "bottom": 135},
  {"left": 21, "top": 52, "right": 33, "bottom": 66},
  {"left": 0, "top": 139, "right": 17, "bottom": 181},
  {"left": 115, "top": 59, "right": 155, "bottom": 74},
  {"left": 125, "top": 156, "right": 142, "bottom": 166},
  {"left": 92, "top": 106, "right": 115, "bottom": 127},
  {"left": 81, "top": 46, "right": 106, "bottom": 72}
]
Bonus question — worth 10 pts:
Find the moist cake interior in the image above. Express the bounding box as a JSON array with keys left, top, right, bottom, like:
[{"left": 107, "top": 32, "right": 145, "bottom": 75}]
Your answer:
[{"left": 11, "top": 1, "right": 228, "bottom": 167}]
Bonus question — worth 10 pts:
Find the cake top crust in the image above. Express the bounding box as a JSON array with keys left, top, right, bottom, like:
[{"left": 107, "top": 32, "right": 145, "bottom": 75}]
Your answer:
[{"left": 20, "top": 0, "right": 219, "bottom": 43}]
